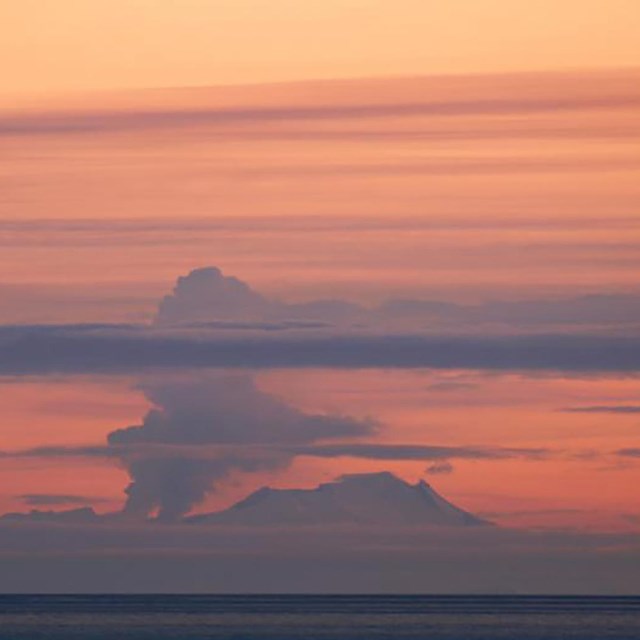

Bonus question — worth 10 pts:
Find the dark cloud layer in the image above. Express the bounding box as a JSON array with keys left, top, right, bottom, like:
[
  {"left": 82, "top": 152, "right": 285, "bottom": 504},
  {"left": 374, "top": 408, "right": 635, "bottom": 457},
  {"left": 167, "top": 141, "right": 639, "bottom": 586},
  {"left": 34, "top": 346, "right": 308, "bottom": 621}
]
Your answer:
[
  {"left": 5, "top": 264, "right": 640, "bottom": 371},
  {"left": 2, "top": 324, "right": 640, "bottom": 374},
  {"left": 2, "top": 266, "right": 640, "bottom": 375}
]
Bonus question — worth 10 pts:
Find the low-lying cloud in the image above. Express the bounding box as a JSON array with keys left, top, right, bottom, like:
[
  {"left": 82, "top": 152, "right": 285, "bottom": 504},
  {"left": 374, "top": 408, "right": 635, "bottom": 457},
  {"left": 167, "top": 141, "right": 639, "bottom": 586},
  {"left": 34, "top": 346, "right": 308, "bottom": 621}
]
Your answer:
[{"left": 18, "top": 494, "right": 109, "bottom": 507}]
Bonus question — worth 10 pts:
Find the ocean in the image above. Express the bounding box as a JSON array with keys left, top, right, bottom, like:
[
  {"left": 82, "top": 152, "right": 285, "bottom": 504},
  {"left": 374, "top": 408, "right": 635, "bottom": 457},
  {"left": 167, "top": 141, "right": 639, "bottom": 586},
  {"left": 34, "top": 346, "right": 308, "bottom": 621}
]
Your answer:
[{"left": 0, "top": 595, "right": 638, "bottom": 639}]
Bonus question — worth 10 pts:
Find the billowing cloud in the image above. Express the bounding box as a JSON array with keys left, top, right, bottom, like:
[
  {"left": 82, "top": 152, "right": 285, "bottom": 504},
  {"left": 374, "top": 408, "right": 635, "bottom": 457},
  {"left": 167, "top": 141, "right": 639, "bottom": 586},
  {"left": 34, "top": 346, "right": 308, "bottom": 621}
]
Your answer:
[
  {"left": 110, "top": 375, "right": 373, "bottom": 446},
  {"left": 155, "top": 267, "right": 274, "bottom": 326},
  {"left": 1, "top": 266, "right": 636, "bottom": 525},
  {"left": 153, "top": 266, "right": 640, "bottom": 331},
  {"left": 107, "top": 374, "right": 376, "bottom": 521},
  {"left": 0, "top": 371, "right": 554, "bottom": 525}
]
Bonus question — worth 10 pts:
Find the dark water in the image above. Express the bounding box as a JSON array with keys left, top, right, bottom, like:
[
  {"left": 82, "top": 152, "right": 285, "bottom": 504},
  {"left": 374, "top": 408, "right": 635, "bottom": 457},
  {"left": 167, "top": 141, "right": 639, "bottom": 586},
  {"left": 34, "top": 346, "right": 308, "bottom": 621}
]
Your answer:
[{"left": 0, "top": 595, "right": 639, "bottom": 639}]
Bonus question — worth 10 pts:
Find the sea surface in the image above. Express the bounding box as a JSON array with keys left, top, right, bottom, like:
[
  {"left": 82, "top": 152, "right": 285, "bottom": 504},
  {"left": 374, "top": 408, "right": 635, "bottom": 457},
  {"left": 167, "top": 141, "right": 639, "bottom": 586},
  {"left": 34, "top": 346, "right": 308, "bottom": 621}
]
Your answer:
[{"left": 0, "top": 595, "right": 638, "bottom": 640}]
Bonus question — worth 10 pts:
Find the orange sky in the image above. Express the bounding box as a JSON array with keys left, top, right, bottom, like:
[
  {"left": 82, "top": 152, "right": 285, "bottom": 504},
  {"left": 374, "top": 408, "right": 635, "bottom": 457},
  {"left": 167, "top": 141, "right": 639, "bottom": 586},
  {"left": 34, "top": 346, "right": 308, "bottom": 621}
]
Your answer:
[
  {"left": 1, "top": 2, "right": 640, "bottom": 535},
  {"left": 1, "top": 70, "right": 639, "bottom": 318},
  {"left": 1, "top": 0, "right": 640, "bottom": 97},
  {"left": 2, "top": 370, "right": 639, "bottom": 531}
]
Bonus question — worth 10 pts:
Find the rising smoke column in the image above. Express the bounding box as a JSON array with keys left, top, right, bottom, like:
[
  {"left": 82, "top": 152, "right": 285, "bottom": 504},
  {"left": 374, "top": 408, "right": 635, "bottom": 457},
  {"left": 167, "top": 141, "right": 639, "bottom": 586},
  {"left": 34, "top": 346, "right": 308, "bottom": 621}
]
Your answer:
[{"left": 108, "top": 373, "right": 375, "bottom": 521}]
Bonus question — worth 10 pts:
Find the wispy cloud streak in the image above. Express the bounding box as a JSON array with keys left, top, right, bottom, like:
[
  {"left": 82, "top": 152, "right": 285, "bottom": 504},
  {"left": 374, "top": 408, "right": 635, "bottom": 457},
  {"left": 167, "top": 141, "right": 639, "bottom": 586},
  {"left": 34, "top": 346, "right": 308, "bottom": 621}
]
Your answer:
[
  {"left": 561, "top": 406, "right": 640, "bottom": 414},
  {"left": 3, "top": 93, "right": 640, "bottom": 137}
]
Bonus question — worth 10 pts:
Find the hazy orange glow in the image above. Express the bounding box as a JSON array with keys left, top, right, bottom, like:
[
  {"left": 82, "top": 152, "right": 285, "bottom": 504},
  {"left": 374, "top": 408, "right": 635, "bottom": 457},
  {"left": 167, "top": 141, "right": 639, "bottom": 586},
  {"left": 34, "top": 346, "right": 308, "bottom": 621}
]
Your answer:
[
  {"left": 1, "top": 370, "right": 639, "bottom": 531},
  {"left": 2, "top": 1, "right": 640, "bottom": 96},
  {"left": 2, "top": 70, "right": 639, "bottom": 320},
  {"left": 1, "top": 2, "right": 639, "bottom": 539}
]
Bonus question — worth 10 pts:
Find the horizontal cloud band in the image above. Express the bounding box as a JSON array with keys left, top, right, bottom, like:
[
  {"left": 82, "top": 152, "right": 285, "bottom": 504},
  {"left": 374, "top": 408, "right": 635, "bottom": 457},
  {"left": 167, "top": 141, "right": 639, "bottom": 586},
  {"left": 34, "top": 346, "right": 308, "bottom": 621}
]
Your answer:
[
  {"left": 0, "top": 442, "right": 552, "bottom": 463},
  {"left": 2, "top": 325, "right": 640, "bottom": 374},
  {"left": 3, "top": 94, "right": 639, "bottom": 137}
]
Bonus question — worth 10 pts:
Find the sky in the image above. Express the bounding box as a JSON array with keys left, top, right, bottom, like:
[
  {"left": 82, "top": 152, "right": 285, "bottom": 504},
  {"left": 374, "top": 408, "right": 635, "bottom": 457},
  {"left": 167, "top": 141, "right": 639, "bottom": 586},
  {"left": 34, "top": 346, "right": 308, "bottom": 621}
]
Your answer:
[
  {"left": 1, "top": 1, "right": 640, "bottom": 593},
  {"left": 2, "top": 0, "right": 640, "bottom": 96}
]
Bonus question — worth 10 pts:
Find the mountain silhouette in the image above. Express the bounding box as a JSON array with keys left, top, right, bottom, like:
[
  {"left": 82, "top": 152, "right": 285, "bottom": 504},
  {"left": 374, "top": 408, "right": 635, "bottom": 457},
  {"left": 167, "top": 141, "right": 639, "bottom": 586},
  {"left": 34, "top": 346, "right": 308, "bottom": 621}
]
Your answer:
[{"left": 187, "top": 471, "right": 489, "bottom": 527}]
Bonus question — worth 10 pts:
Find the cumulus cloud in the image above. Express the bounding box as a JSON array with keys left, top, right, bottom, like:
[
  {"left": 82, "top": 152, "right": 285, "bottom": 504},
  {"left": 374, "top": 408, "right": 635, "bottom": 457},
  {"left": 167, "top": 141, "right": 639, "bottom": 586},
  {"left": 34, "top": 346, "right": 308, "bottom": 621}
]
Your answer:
[
  {"left": 154, "top": 266, "right": 368, "bottom": 328},
  {"left": 153, "top": 266, "right": 640, "bottom": 331},
  {"left": 154, "top": 267, "right": 274, "bottom": 326}
]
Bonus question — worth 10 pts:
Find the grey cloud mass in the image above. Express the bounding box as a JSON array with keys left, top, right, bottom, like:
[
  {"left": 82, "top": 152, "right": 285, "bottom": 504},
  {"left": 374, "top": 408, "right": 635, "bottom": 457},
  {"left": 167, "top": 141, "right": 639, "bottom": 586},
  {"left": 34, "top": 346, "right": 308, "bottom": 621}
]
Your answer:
[
  {"left": 2, "top": 324, "right": 640, "bottom": 374},
  {"left": 3, "top": 266, "right": 640, "bottom": 376},
  {"left": 1, "top": 266, "right": 637, "bottom": 525},
  {"left": 0, "top": 418, "right": 554, "bottom": 524},
  {"left": 107, "top": 374, "right": 375, "bottom": 521}
]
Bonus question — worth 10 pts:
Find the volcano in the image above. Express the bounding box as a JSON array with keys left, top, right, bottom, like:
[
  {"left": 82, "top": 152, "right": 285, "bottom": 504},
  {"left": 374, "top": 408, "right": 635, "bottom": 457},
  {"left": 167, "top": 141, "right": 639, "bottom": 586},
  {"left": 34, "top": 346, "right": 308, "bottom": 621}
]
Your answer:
[{"left": 187, "top": 471, "right": 489, "bottom": 527}]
